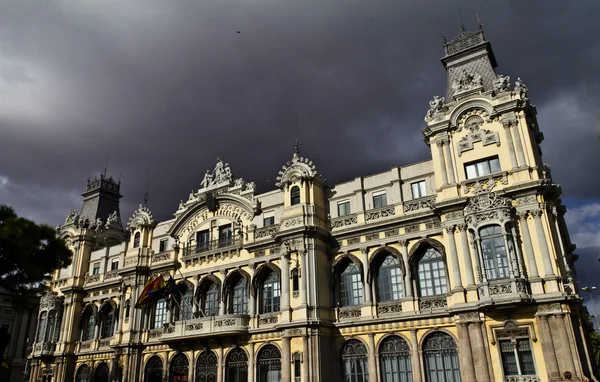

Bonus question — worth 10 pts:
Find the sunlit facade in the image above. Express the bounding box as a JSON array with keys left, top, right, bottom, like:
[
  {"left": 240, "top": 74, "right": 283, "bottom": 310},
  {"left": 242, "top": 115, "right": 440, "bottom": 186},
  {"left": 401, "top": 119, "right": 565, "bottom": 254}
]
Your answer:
[{"left": 28, "top": 26, "right": 597, "bottom": 382}]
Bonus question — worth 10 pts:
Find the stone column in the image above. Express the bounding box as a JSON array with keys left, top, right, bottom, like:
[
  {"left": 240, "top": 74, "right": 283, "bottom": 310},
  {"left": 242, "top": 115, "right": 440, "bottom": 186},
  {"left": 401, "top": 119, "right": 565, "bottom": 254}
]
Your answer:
[
  {"left": 248, "top": 342, "right": 255, "bottom": 382},
  {"left": 510, "top": 224, "right": 526, "bottom": 279},
  {"left": 458, "top": 225, "right": 475, "bottom": 287},
  {"left": 443, "top": 139, "right": 456, "bottom": 183},
  {"left": 360, "top": 248, "right": 372, "bottom": 303},
  {"left": 472, "top": 233, "right": 487, "bottom": 283},
  {"left": 517, "top": 213, "right": 540, "bottom": 278},
  {"left": 163, "top": 350, "right": 169, "bottom": 381},
  {"left": 299, "top": 250, "right": 308, "bottom": 306},
  {"left": 512, "top": 121, "right": 527, "bottom": 166},
  {"left": 302, "top": 335, "right": 310, "bottom": 382},
  {"left": 281, "top": 254, "right": 291, "bottom": 314},
  {"left": 219, "top": 270, "right": 227, "bottom": 316},
  {"left": 457, "top": 323, "right": 476, "bottom": 382},
  {"left": 537, "top": 314, "right": 562, "bottom": 381},
  {"left": 192, "top": 276, "right": 199, "bottom": 317},
  {"left": 469, "top": 322, "right": 490, "bottom": 382},
  {"left": 436, "top": 140, "right": 448, "bottom": 186},
  {"left": 282, "top": 336, "right": 291, "bottom": 382},
  {"left": 217, "top": 346, "right": 224, "bottom": 382},
  {"left": 552, "top": 314, "right": 580, "bottom": 380},
  {"left": 367, "top": 333, "right": 377, "bottom": 382},
  {"left": 445, "top": 226, "right": 463, "bottom": 291},
  {"left": 117, "top": 296, "right": 126, "bottom": 334},
  {"left": 501, "top": 225, "right": 517, "bottom": 278},
  {"left": 532, "top": 209, "right": 555, "bottom": 277},
  {"left": 502, "top": 122, "right": 519, "bottom": 168},
  {"left": 94, "top": 320, "right": 100, "bottom": 340},
  {"left": 122, "top": 352, "right": 130, "bottom": 382},
  {"left": 249, "top": 265, "right": 256, "bottom": 316},
  {"left": 400, "top": 240, "right": 412, "bottom": 298},
  {"left": 410, "top": 329, "right": 422, "bottom": 382}
]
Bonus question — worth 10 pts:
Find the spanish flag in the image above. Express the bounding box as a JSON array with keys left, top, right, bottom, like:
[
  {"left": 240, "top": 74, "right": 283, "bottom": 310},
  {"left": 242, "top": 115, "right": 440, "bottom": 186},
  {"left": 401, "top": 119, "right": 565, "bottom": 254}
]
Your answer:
[{"left": 135, "top": 275, "right": 166, "bottom": 309}]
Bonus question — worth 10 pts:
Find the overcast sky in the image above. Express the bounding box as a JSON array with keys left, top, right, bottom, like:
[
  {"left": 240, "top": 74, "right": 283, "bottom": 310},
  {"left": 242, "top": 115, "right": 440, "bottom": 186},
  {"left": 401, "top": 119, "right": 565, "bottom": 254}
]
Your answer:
[{"left": 1, "top": 0, "right": 599, "bottom": 310}]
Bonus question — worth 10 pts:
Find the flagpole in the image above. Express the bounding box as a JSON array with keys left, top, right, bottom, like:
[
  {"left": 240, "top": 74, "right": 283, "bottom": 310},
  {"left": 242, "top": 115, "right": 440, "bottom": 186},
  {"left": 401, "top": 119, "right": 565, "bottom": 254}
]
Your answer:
[{"left": 175, "top": 266, "right": 206, "bottom": 318}]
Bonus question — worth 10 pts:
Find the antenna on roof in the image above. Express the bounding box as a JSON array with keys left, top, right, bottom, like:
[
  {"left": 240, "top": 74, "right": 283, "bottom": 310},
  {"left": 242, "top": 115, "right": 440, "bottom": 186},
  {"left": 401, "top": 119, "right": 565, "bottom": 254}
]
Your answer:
[
  {"left": 143, "top": 167, "right": 150, "bottom": 205},
  {"left": 103, "top": 154, "right": 109, "bottom": 177},
  {"left": 458, "top": 6, "right": 465, "bottom": 31},
  {"left": 294, "top": 109, "right": 302, "bottom": 155}
]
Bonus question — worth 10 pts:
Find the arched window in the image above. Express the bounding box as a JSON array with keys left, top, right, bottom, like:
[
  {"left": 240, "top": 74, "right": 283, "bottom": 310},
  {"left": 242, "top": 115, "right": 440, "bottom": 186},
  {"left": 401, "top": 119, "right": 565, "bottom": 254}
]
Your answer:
[
  {"left": 339, "top": 262, "right": 363, "bottom": 307},
  {"left": 480, "top": 225, "right": 510, "bottom": 280},
  {"left": 203, "top": 283, "right": 220, "bottom": 317},
  {"left": 82, "top": 312, "right": 96, "bottom": 341},
  {"left": 133, "top": 232, "right": 141, "bottom": 248},
  {"left": 75, "top": 364, "right": 91, "bottom": 382},
  {"left": 37, "top": 311, "right": 48, "bottom": 342},
  {"left": 94, "top": 362, "right": 110, "bottom": 382},
  {"left": 290, "top": 186, "right": 301, "bottom": 205},
  {"left": 196, "top": 350, "right": 218, "bottom": 382},
  {"left": 291, "top": 268, "right": 300, "bottom": 297},
  {"left": 100, "top": 305, "right": 115, "bottom": 338},
  {"left": 379, "top": 336, "right": 411, "bottom": 382},
  {"left": 257, "top": 344, "right": 281, "bottom": 382},
  {"left": 417, "top": 248, "right": 448, "bottom": 297},
  {"left": 179, "top": 286, "right": 193, "bottom": 321},
  {"left": 341, "top": 339, "right": 369, "bottom": 382},
  {"left": 144, "top": 355, "right": 163, "bottom": 382},
  {"left": 422, "top": 332, "right": 461, "bottom": 382},
  {"left": 226, "top": 348, "right": 248, "bottom": 382},
  {"left": 231, "top": 277, "right": 248, "bottom": 314},
  {"left": 169, "top": 353, "right": 189, "bottom": 382},
  {"left": 261, "top": 271, "right": 280, "bottom": 314},
  {"left": 153, "top": 299, "right": 167, "bottom": 329},
  {"left": 376, "top": 254, "right": 404, "bottom": 302},
  {"left": 46, "top": 310, "right": 57, "bottom": 342}
]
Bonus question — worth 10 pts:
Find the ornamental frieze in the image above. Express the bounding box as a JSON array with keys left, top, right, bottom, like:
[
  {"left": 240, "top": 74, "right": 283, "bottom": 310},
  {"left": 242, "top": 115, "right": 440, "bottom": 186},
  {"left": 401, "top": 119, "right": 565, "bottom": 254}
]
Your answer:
[
  {"left": 331, "top": 215, "right": 358, "bottom": 228},
  {"left": 180, "top": 203, "right": 252, "bottom": 236},
  {"left": 377, "top": 302, "right": 403, "bottom": 315},
  {"left": 255, "top": 226, "right": 279, "bottom": 239},
  {"left": 365, "top": 206, "right": 395, "bottom": 221},
  {"left": 404, "top": 197, "right": 434, "bottom": 213}
]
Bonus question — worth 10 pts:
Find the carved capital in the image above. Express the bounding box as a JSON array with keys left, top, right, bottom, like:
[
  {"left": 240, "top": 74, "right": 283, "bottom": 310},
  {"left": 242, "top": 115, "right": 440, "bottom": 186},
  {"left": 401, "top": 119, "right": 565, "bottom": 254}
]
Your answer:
[
  {"left": 531, "top": 209, "right": 544, "bottom": 218},
  {"left": 457, "top": 224, "right": 468, "bottom": 232},
  {"left": 444, "top": 225, "right": 455, "bottom": 234},
  {"left": 398, "top": 239, "right": 409, "bottom": 247},
  {"left": 359, "top": 247, "right": 369, "bottom": 256}
]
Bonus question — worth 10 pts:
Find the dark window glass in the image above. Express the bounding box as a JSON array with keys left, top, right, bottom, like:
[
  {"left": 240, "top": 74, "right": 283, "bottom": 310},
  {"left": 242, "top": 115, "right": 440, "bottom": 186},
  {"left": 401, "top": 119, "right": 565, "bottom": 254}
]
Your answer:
[
  {"left": 292, "top": 269, "right": 299, "bottom": 293},
  {"left": 94, "top": 362, "right": 109, "bottom": 382},
  {"left": 423, "top": 332, "right": 461, "bottom": 382},
  {"left": 379, "top": 336, "right": 412, "bottom": 382},
  {"left": 340, "top": 262, "right": 363, "bottom": 307},
  {"left": 37, "top": 312, "right": 48, "bottom": 342},
  {"left": 169, "top": 353, "right": 189, "bottom": 382},
  {"left": 111, "top": 261, "right": 119, "bottom": 271},
  {"left": 417, "top": 248, "right": 448, "bottom": 297},
  {"left": 500, "top": 339, "right": 536, "bottom": 377},
  {"left": 338, "top": 201, "right": 351, "bottom": 217},
  {"left": 144, "top": 356, "right": 163, "bottom": 382},
  {"left": 263, "top": 216, "right": 275, "bottom": 227},
  {"left": 480, "top": 225, "right": 510, "bottom": 280},
  {"left": 179, "top": 288, "right": 193, "bottom": 320},
  {"left": 45, "top": 311, "right": 56, "bottom": 342},
  {"left": 377, "top": 254, "right": 403, "bottom": 302},
  {"left": 204, "top": 283, "right": 219, "bottom": 317},
  {"left": 84, "top": 314, "right": 95, "bottom": 341},
  {"left": 75, "top": 365, "right": 91, "bottom": 382},
  {"left": 196, "top": 230, "right": 210, "bottom": 252},
  {"left": 159, "top": 239, "right": 168, "bottom": 252},
  {"left": 465, "top": 156, "right": 501, "bottom": 179},
  {"left": 341, "top": 339, "right": 369, "bottom": 382},
  {"left": 100, "top": 308, "right": 114, "bottom": 338},
  {"left": 291, "top": 186, "right": 301, "bottom": 205},
  {"left": 219, "top": 225, "right": 233, "bottom": 247},
  {"left": 226, "top": 348, "right": 248, "bottom": 382},
  {"left": 373, "top": 192, "right": 387, "bottom": 208},
  {"left": 294, "top": 358, "right": 301, "bottom": 382},
  {"left": 133, "top": 232, "right": 140, "bottom": 248},
  {"left": 261, "top": 272, "right": 280, "bottom": 314},
  {"left": 257, "top": 344, "right": 281, "bottom": 382},
  {"left": 196, "top": 350, "right": 218, "bottom": 382},
  {"left": 231, "top": 278, "right": 248, "bottom": 314}
]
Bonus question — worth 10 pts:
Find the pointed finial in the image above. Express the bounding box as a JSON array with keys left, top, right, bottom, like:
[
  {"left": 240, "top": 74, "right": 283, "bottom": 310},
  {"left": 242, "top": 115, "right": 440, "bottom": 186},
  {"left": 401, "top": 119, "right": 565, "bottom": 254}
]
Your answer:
[
  {"left": 143, "top": 168, "right": 150, "bottom": 205},
  {"left": 458, "top": 6, "right": 465, "bottom": 31},
  {"left": 103, "top": 154, "right": 109, "bottom": 178},
  {"left": 294, "top": 138, "right": 302, "bottom": 155}
]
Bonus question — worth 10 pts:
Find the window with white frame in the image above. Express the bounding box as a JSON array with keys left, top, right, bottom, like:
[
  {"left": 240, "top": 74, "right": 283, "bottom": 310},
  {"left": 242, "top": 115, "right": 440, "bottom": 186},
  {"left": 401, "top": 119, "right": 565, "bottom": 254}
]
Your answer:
[
  {"left": 92, "top": 263, "right": 100, "bottom": 275},
  {"left": 337, "top": 200, "right": 351, "bottom": 217},
  {"left": 263, "top": 211, "right": 275, "bottom": 227},
  {"left": 111, "top": 260, "right": 119, "bottom": 271},
  {"left": 465, "top": 156, "right": 501, "bottom": 179},
  {"left": 411, "top": 181, "right": 427, "bottom": 199},
  {"left": 372, "top": 190, "right": 387, "bottom": 208},
  {"left": 499, "top": 339, "right": 536, "bottom": 377},
  {"left": 159, "top": 239, "right": 168, "bottom": 252},
  {"left": 153, "top": 299, "right": 167, "bottom": 329},
  {"left": 480, "top": 225, "right": 510, "bottom": 280}
]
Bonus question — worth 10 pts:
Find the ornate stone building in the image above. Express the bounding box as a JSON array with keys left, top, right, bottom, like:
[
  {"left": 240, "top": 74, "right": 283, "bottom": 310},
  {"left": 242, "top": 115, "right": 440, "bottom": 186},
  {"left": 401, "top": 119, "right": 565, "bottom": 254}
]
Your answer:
[{"left": 28, "top": 25, "right": 597, "bottom": 382}]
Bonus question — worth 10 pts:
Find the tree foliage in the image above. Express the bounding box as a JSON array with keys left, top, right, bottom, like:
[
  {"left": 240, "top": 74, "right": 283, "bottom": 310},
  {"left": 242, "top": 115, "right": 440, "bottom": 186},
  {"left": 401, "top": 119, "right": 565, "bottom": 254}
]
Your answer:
[{"left": 0, "top": 205, "right": 72, "bottom": 300}]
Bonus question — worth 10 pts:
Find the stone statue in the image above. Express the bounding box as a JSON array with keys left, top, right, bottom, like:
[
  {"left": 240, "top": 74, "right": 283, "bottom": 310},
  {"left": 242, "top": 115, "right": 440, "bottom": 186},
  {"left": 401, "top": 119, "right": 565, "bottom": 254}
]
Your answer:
[
  {"left": 188, "top": 190, "right": 197, "bottom": 202},
  {"left": 452, "top": 68, "right": 483, "bottom": 93},
  {"left": 234, "top": 178, "right": 245, "bottom": 187},
  {"left": 213, "top": 159, "right": 224, "bottom": 183},
  {"left": 201, "top": 170, "right": 213, "bottom": 189},
  {"left": 493, "top": 74, "right": 510, "bottom": 92},
  {"left": 514, "top": 77, "right": 529, "bottom": 100},
  {"left": 65, "top": 209, "right": 79, "bottom": 225},
  {"left": 426, "top": 95, "right": 445, "bottom": 118},
  {"left": 245, "top": 182, "right": 256, "bottom": 191},
  {"left": 222, "top": 163, "right": 232, "bottom": 182},
  {"left": 178, "top": 200, "right": 185, "bottom": 211}
]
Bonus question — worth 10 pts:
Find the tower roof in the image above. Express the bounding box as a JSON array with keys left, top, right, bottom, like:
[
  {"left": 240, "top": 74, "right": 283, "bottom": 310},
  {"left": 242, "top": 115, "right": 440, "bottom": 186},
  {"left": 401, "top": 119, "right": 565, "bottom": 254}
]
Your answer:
[{"left": 79, "top": 173, "right": 123, "bottom": 227}]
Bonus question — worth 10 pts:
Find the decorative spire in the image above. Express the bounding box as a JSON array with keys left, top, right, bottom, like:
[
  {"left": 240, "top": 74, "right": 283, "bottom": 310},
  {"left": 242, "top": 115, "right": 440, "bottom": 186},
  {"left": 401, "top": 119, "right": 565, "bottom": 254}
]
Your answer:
[
  {"left": 143, "top": 167, "right": 150, "bottom": 205},
  {"left": 294, "top": 138, "right": 302, "bottom": 155}
]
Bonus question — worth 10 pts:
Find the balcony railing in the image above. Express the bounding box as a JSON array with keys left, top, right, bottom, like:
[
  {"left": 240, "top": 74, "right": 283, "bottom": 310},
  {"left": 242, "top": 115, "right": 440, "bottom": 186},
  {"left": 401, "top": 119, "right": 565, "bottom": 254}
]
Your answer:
[
  {"left": 183, "top": 237, "right": 239, "bottom": 257},
  {"left": 159, "top": 314, "right": 250, "bottom": 341},
  {"left": 505, "top": 376, "right": 540, "bottom": 382},
  {"left": 32, "top": 341, "right": 55, "bottom": 356}
]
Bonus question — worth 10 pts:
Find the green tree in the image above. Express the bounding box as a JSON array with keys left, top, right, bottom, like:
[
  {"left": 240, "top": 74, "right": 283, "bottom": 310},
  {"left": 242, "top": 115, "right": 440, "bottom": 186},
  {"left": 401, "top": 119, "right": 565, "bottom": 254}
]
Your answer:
[{"left": 0, "top": 205, "right": 72, "bottom": 298}]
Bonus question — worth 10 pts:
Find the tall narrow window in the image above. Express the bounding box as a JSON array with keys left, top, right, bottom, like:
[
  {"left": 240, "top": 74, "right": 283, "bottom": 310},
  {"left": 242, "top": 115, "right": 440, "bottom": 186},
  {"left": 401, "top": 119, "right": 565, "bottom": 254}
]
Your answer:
[
  {"left": 339, "top": 262, "right": 363, "bottom": 307},
  {"left": 423, "top": 332, "right": 461, "bottom": 382},
  {"left": 159, "top": 239, "right": 168, "bottom": 252},
  {"left": 373, "top": 191, "right": 387, "bottom": 208},
  {"left": 411, "top": 181, "right": 427, "bottom": 199},
  {"left": 37, "top": 312, "right": 48, "bottom": 342},
  {"left": 226, "top": 348, "right": 248, "bottom": 382},
  {"left": 292, "top": 269, "right": 300, "bottom": 297},
  {"left": 196, "top": 350, "right": 218, "bottom": 382},
  {"left": 290, "top": 186, "right": 301, "bottom": 205},
  {"left": 500, "top": 339, "right": 536, "bottom": 377},
  {"left": 153, "top": 299, "right": 167, "bottom": 329},
  {"left": 84, "top": 314, "right": 96, "bottom": 341},
  {"left": 204, "top": 283, "right": 219, "bottom": 317},
  {"left": 94, "top": 362, "right": 110, "bottom": 382},
  {"left": 341, "top": 339, "right": 369, "bottom": 382},
  {"left": 337, "top": 201, "right": 351, "bottom": 217},
  {"left": 46, "top": 311, "right": 56, "bottom": 342},
  {"left": 75, "top": 365, "right": 91, "bottom": 382},
  {"left": 196, "top": 230, "right": 210, "bottom": 252},
  {"left": 377, "top": 254, "right": 404, "bottom": 302},
  {"left": 379, "top": 336, "right": 412, "bottom": 382},
  {"left": 258, "top": 344, "right": 282, "bottom": 382},
  {"left": 92, "top": 263, "right": 100, "bottom": 275},
  {"left": 480, "top": 225, "right": 510, "bottom": 280},
  {"left": 169, "top": 353, "right": 189, "bottom": 382},
  {"left": 219, "top": 225, "right": 233, "bottom": 247},
  {"left": 133, "top": 232, "right": 140, "bottom": 248},
  {"left": 293, "top": 355, "right": 301, "bottom": 382},
  {"left": 100, "top": 307, "right": 114, "bottom": 338},
  {"left": 111, "top": 260, "right": 119, "bottom": 270},
  {"left": 144, "top": 356, "right": 163, "bottom": 382},
  {"left": 261, "top": 271, "right": 281, "bottom": 314},
  {"left": 417, "top": 248, "right": 448, "bottom": 297},
  {"left": 179, "top": 287, "right": 193, "bottom": 320},
  {"left": 231, "top": 277, "right": 248, "bottom": 314}
]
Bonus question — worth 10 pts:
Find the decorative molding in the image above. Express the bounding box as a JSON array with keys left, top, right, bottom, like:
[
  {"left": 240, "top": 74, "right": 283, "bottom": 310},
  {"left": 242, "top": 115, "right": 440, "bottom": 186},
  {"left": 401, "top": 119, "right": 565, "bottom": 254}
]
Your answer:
[
  {"left": 419, "top": 297, "right": 448, "bottom": 310},
  {"left": 384, "top": 229, "right": 399, "bottom": 238},
  {"left": 458, "top": 312, "right": 480, "bottom": 321},
  {"left": 426, "top": 221, "right": 441, "bottom": 230},
  {"left": 404, "top": 225, "right": 420, "bottom": 234},
  {"left": 493, "top": 74, "right": 511, "bottom": 92},
  {"left": 457, "top": 121, "right": 500, "bottom": 156},
  {"left": 404, "top": 197, "right": 435, "bottom": 213},
  {"left": 331, "top": 214, "right": 358, "bottom": 228},
  {"left": 489, "top": 320, "right": 537, "bottom": 346},
  {"left": 451, "top": 68, "right": 483, "bottom": 95},
  {"left": 152, "top": 252, "right": 171, "bottom": 263},
  {"left": 214, "top": 319, "right": 235, "bottom": 327},
  {"left": 537, "top": 303, "right": 562, "bottom": 314},
  {"left": 259, "top": 314, "right": 279, "bottom": 325},
  {"left": 366, "top": 233, "right": 380, "bottom": 242},
  {"left": 365, "top": 206, "right": 395, "bottom": 221},
  {"left": 104, "top": 270, "right": 119, "bottom": 280},
  {"left": 256, "top": 226, "right": 279, "bottom": 239},
  {"left": 276, "top": 152, "right": 322, "bottom": 188},
  {"left": 283, "top": 217, "right": 304, "bottom": 227},
  {"left": 489, "top": 283, "right": 512, "bottom": 295},
  {"left": 464, "top": 187, "right": 512, "bottom": 226},
  {"left": 377, "top": 302, "right": 403, "bottom": 316},
  {"left": 347, "top": 237, "right": 361, "bottom": 245},
  {"left": 127, "top": 204, "right": 156, "bottom": 230},
  {"left": 339, "top": 307, "right": 361, "bottom": 320}
]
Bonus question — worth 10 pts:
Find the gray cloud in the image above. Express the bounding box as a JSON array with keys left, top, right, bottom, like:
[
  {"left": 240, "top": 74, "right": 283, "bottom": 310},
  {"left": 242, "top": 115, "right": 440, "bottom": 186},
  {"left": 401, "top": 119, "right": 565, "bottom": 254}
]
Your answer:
[{"left": 0, "top": 0, "right": 599, "bottom": 230}]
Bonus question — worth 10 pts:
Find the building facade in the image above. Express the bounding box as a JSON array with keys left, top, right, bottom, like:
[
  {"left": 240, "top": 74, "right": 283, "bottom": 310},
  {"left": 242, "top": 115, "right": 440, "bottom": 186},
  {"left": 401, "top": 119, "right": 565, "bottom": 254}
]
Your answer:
[{"left": 28, "top": 26, "right": 598, "bottom": 382}]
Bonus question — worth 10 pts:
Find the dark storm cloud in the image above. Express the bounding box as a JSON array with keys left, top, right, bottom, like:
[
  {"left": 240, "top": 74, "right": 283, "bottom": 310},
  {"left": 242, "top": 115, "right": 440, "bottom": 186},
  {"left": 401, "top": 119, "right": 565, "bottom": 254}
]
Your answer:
[{"left": 0, "top": 0, "right": 599, "bottom": 230}]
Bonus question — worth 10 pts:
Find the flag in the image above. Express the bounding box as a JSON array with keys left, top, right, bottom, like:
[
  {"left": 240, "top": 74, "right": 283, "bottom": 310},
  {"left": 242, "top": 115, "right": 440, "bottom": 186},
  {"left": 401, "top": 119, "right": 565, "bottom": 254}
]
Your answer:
[{"left": 135, "top": 275, "right": 166, "bottom": 308}]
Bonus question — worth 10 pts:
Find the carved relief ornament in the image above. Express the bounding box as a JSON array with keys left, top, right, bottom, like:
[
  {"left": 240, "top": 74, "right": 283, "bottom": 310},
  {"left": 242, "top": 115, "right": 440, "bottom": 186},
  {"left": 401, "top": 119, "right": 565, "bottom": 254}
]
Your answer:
[{"left": 464, "top": 187, "right": 512, "bottom": 227}]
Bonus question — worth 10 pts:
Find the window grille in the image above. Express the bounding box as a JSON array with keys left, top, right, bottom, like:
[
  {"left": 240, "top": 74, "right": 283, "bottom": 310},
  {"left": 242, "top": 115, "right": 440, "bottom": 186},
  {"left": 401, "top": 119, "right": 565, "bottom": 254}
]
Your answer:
[
  {"left": 75, "top": 364, "right": 91, "bottom": 382},
  {"left": 341, "top": 339, "right": 369, "bottom": 382},
  {"left": 144, "top": 356, "right": 163, "bottom": 382},
  {"left": 379, "top": 336, "right": 412, "bottom": 382},
  {"left": 422, "top": 332, "right": 461, "bottom": 382},
  {"left": 231, "top": 277, "right": 248, "bottom": 314},
  {"left": 169, "top": 353, "right": 189, "bottom": 382},
  {"left": 226, "top": 348, "right": 248, "bottom": 382},
  {"left": 204, "top": 283, "right": 219, "bottom": 317},
  {"left": 258, "top": 344, "right": 282, "bottom": 382},
  {"left": 196, "top": 350, "right": 218, "bottom": 382}
]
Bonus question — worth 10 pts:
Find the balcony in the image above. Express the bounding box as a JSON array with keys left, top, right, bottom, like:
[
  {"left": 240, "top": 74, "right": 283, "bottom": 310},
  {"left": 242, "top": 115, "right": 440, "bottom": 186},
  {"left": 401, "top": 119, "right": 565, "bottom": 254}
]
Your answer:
[
  {"left": 32, "top": 341, "right": 55, "bottom": 356},
  {"left": 159, "top": 314, "right": 250, "bottom": 341},
  {"left": 182, "top": 237, "right": 241, "bottom": 265},
  {"left": 505, "top": 376, "right": 539, "bottom": 382}
]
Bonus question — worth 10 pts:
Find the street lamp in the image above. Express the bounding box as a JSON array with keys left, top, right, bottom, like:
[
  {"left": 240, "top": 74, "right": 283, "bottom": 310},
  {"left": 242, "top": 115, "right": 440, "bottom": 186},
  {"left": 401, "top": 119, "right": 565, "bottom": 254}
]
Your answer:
[{"left": 582, "top": 286, "right": 600, "bottom": 330}]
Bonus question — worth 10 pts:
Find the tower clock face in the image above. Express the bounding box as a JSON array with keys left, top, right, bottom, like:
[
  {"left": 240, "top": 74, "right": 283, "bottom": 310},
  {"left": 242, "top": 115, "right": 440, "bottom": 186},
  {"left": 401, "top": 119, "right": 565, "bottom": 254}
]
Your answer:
[{"left": 206, "top": 192, "right": 219, "bottom": 212}]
